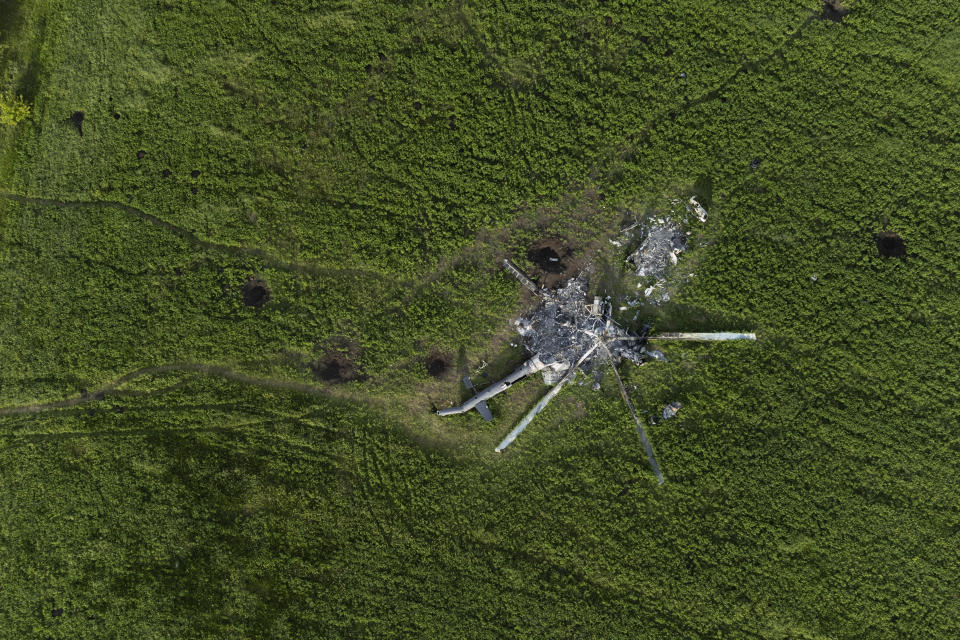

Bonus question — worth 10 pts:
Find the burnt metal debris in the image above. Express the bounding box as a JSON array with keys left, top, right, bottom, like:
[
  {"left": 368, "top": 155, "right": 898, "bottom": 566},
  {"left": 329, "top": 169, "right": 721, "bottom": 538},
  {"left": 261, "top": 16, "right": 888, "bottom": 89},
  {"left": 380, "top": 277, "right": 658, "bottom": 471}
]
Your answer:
[
  {"left": 628, "top": 220, "right": 687, "bottom": 304},
  {"left": 624, "top": 196, "right": 707, "bottom": 305},
  {"left": 512, "top": 271, "right": 650, "bottom": 385},
  {"left": 437, "top": 195, "right": 758, "bottom": 485},
  {"left": 661, "top": 401, "right": 682, "bottom": 420},
  {"left": 438, "top": 253, "right": 756, "bottom": 485}
]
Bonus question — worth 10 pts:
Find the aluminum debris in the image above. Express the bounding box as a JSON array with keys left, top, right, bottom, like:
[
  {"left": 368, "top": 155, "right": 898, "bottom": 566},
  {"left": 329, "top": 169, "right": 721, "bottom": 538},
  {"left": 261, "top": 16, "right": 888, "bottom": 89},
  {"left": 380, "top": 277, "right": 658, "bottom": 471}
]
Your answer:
[
  {"left": 437, "top": 258, "right": 756, "bottom": 478},
  {"left": 512, "top": 274, "right": 654, "bottom": 386},
  {"left": 618, "top": 195, "right": 711, "bottom": 306},
  {"left": 661, "top": 401, "right": 682, "bottom": 420},
  {"left": 627, "top": 220, "right": 686, "bottom": 305},
  {"left": 687, "top": 196, "right": 708, "bottom": 222}
]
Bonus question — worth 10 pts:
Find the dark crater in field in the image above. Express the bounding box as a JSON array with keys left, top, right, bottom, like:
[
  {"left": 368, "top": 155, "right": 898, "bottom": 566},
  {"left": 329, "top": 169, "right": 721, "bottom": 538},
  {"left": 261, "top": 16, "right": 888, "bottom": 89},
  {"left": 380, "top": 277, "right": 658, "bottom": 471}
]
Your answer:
[
  {"left": 821, "top": 0, "right": 850, "bottom": 22},
  {"left": 310, "top": 336, "right": 366, "bottom": 383},
  {"left": 875, "top": 231, "right": 906, "bottom": 258},
  {"left": 528, "top": 240, "right": 567, "bottom": 274},
  {"left": 162, "top": 169, "right": 172, "bottom": 178},
  {"left": 242, "top": 277, "right": 271, "bottom": 307},
  {"left": 527, "top": 238, "right": 576, "bottom": 288},
  {"left": 750, "top": 157, "right": 762, "bottom": 170},
  {"left": 190, "top": 170, "right": 200, "bottom": 178},
  {"left": 136, "top": 150, "right": 146, "bottom": 160},
  {"left": 68, "top": 111, "right": 84, "bottom": 136},
  {"left": 426, "top": 351, "right": 451, "bottom": 378},
  {"left": 311, "top": 351, "right": 364, "bottom": 383},
  {"left": 531, "top": 245, "right": 564, "bottom": 272}
]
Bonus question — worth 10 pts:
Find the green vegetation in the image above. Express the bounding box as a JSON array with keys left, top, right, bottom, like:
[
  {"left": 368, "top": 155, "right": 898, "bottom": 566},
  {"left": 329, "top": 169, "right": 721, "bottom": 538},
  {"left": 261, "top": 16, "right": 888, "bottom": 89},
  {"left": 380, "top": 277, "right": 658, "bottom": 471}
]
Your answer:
[
  {"left": 1, "top": 0, "right": 959, "bottom": 637},
  {"left": 0, "top": 91, "right": 30, "bottom": 125}
]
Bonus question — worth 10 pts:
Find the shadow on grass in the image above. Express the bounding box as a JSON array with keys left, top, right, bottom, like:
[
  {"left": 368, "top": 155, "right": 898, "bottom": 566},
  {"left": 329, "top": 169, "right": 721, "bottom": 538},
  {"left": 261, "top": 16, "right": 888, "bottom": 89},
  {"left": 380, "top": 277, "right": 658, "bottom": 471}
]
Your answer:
[
  {"left": 0, "top": 0, "right": 47, "bottom": 102},
  {"left": 643, "top": 301, "right": 755, "bottom": 334}
]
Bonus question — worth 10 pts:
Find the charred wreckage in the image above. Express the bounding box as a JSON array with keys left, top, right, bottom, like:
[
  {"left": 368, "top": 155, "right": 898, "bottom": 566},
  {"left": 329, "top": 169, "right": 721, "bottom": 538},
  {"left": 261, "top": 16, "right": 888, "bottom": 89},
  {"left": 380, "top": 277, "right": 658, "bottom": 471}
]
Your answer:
[{"left": 437, "top": 202, "right": 755, "bottom": 485}]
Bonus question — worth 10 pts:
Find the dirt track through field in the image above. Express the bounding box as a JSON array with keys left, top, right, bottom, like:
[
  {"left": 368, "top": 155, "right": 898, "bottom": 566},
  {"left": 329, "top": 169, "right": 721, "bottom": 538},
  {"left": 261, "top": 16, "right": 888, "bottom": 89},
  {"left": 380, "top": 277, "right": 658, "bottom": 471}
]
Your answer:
[
  {"left": 0, "top": 362, "right": 335, "bottom": 417},
  {"left": 0, "top": 192, "right": 406, "bottom": 287}
]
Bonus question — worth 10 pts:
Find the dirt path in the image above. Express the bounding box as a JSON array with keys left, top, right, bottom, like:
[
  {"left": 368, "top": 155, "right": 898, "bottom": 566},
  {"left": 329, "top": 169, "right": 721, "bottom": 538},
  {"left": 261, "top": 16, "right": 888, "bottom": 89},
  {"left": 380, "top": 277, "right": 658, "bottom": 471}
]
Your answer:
[
  {"left": 0, "top": 192, "right": 406, "bottom": 286},
  {"left": 0, "top": 362, "right": 335, "bottom": 417}
]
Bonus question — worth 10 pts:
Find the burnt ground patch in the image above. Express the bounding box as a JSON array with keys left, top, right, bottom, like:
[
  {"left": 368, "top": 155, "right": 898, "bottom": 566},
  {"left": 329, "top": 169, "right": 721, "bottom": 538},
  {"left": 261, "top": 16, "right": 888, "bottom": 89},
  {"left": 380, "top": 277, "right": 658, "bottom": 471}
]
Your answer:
[
  {"left": 241, "top": 276, "right": 271, "bottom": 307},
  {"left": 875, "top": 231, "right": 906, "bottom": 258},
  {"left": 68, "top": 111, "right": 84, "bottom": 136},
  {"left": 425, "top": 350, "right": 451, "bottom": 378},
  {"left": 821, "top": 0, "right": 849, "bottom": 22},
  {"left": 527, "top": 238, "right": 576, "bottom": 288},
  {"left": 310, "top": 337, "right": 366, "bottom": 383},
  {"left": 310, "top": 351, "right": 364, "bottom": 383}
]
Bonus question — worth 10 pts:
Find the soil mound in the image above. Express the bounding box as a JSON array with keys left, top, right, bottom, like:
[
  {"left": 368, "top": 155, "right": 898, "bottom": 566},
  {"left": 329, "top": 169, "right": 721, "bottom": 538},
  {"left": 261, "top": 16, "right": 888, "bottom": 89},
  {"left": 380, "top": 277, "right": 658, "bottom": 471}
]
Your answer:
[
  {"left": 242, "top": 277, "right": 271, "bottom": 307},
  {"left": 875, "top": 232, "right": 905, "bottom": 258}
]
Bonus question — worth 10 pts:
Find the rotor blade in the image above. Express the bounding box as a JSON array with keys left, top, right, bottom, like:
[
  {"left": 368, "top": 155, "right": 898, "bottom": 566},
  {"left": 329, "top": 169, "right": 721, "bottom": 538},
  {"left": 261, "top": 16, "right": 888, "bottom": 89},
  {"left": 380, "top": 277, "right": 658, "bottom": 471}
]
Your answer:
[
  {"left": 618, "top": 331, "right": 756, "bottom": 342},
  {"left": 601, "top": 345, "right": 665, "bottom": 485},
  {"left": 502, "top": 259, "right": 552, "bottom": 300},
  {"left": 494, "top": 341, "right": 600, "bottom": 453},
  {"left": 648, "top": 332, "right": 756, "bottom": 341}
]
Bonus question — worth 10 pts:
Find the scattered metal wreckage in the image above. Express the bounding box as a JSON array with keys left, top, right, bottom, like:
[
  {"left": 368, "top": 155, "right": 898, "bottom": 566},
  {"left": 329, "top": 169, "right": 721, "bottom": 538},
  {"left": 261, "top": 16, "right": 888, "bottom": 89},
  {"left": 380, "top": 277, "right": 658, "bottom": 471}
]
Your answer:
[
  {"left": 437, "top": 252, "right": 755, "bottom": 485},
  {"left": 626, "top": 196, "right": 708, "bottom": 305},
  {"left": 661, "top": 401, "right": 682, "bottom": 420}
]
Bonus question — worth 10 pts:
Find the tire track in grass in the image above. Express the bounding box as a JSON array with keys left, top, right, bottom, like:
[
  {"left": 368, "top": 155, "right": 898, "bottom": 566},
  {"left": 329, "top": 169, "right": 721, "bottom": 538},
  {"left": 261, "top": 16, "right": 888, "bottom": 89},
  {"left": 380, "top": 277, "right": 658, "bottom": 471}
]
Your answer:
[
  {"left": 365, "top": 428, "right": 419, "bottom": 538},
  {"left": 0, "top": 355, "right": 490, "bottom": 456},
  {"left": 352, "top": 427, "right": 395, "bottom": 547},
  {"left": 0, "top": 419, "right": 280, "bottom": 450},
  {"left": 0, "top": 192, "right": 406, "bottom": 287},
  {"left": 621, "top": 6, "right": 960, "bottom": 165},
  {"left": 0, "top": 402, "right": 261, "bottom": 423},
  {"left": 634, "top": 11, "right": 820, "bottom": 142},
  {"left": 0, "top": 403, "right": 346, "bottom": 464},
  {"left": 0, "top": 362, "right": 336, "bottom": 416},
  {"left": 582, "top": 9, "right": 822, "bottom": 186}
]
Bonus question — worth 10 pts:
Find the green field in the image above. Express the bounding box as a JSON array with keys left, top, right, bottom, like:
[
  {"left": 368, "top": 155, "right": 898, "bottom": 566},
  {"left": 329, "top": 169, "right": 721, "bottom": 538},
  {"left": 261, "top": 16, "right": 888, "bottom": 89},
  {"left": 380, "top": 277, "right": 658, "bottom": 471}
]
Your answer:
[{"left": 1, "top": 0, "right": 959, "bottom": 637}]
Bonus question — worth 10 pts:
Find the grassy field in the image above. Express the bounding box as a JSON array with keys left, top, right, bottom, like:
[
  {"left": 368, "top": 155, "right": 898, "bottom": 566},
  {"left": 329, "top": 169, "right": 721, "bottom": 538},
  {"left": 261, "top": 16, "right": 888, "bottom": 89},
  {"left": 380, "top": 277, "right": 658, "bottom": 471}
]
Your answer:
[{"left": 1, "top": 0, "right": 959, "bottom": 637}]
